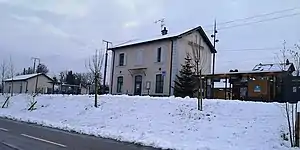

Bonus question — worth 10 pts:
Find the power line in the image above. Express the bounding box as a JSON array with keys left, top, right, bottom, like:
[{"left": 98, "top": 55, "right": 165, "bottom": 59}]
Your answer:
[
  {"left": 218, "top": 12, "right": 300, "bottom": 30},
  {"left": 218, "top": 7, "right": 299, "bottom": 26},
  {"left": 219, "top": 46, "right": 294, "bottom": 52},
  {"left": 203, "top": 7, "right": 300, "bottom": 29}
]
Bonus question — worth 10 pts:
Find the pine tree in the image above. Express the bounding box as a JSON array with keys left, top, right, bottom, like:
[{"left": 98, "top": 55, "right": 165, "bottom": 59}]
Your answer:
[
  {"left": 174, "top": 54, "right": 197, "bottom": 98},
  {"left": 36, "top": 63, "right": 49, "bottom": 74}
]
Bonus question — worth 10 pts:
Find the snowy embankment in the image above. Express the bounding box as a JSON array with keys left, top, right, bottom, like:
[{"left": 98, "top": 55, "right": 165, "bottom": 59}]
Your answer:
[{"left": 0, "top": 94, "right": 293, "bottom": 150}]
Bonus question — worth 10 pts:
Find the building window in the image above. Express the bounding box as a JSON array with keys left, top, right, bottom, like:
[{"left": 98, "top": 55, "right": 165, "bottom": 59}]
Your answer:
[
  {"left": 155, "top": 74, "right": 164, "bottom": 93},
  {"left": 119, "top": 53, "right": 125, "bottom": 66},
  {"left": 117, "top": 76, "right": 123, "bottom": 93},
  {"left": 157, "top": 47, "right": 162, "bottom": 62},
  {"left": 136, "top": 50, "right": 143, "bottom": 65}
]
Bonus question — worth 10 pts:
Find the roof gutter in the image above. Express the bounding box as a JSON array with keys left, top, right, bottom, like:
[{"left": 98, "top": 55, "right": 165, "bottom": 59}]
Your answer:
[
  {"left": 110, "top": 50, "right": 116, "bottom": 94},
  {"left": 168, "top": 40, "right": 174, "bottom": 96}
]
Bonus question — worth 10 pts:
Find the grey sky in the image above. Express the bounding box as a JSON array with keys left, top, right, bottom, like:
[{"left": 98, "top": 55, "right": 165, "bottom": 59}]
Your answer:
[{"left": 0, "top": 0, "right": 299, "bottom": 77}]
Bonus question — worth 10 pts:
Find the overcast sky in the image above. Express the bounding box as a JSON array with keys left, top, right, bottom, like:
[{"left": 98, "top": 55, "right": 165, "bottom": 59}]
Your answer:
[{"left": 0, "top": 0, "right": 299, "bottom": 77}]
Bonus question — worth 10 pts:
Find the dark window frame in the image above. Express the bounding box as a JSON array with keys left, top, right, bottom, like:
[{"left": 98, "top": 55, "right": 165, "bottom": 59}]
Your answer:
[
  {"left": 157, "top": 47, "right": 162, "bottom": 62},
  {"left": 117, "top": 76, "right": 123, "bottom": 93},
  {"left": 119, "top": 53, "right": 125, "bottom": 66},
  {"left": 155, "top": 74, "right": 164, "bottom": 93}
]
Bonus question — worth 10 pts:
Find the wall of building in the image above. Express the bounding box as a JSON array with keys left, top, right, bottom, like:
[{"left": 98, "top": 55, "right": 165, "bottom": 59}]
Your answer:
[
  {"left": 170, "top": 30, "right": 213, "bottom": 95},
  {"left": 4, "top": 75, "right": 53, "bottom": 94},
  {"left": 176, "top": 30, "right": 212, "bottom": 75},
  {"left": 4, "top": 80, "right": 26, "bottom": 93},
  {"left": 248, "top": 79, "right": 270, "bottom": 100},
  {"left": 26, "top": 75, "right": 53, "bottom": 94},
  {"left": 111, "top": 40, "right": 172, "bottom": 96}
]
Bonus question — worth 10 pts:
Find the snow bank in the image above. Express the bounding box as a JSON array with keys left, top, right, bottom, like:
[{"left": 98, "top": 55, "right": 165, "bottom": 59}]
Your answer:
[{"left": 0, "top": 94, "right": 293, "bottom": 150}]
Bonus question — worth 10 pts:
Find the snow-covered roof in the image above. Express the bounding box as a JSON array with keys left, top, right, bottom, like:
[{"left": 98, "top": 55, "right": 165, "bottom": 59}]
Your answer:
[
  {"left": 113, "top": 32, "right": 179, "bottom": 48},
  {"left": 4, "top": 73, "right": 52, "bottom": 82},
  {"left": 209, "top": 62, "right": 295, "bottom": 76},
  {"left": 109, "top": 26, "right": 217, "bottom": 53},
  {"left": 252, "top": 63, "right": 293, "bottom": 72}
]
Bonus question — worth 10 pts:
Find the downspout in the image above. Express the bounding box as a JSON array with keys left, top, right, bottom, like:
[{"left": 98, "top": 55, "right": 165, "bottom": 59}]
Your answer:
[
  {"left": 110, "top": 50, "right": 116, "bottom": 94},
  {"left": 52, "top": 81, "right": 55, "bottom": 94},
  {"left": 168, "top": 40, "right": 174, "bottom": 96},
  {"left": 25, "top": 80, "right": 28, "bottom": 93},
  {"left": 11, "top": 79, "right": 13, "bottom": 96}
]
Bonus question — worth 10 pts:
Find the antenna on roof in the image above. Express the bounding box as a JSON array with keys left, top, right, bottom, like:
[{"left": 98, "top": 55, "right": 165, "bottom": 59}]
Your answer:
[
  {"left": 155, "top": 18, "right": 168, "bottom": 35},
  {"left": 154, "top": 18, "right": 165, "bottom": 31}
]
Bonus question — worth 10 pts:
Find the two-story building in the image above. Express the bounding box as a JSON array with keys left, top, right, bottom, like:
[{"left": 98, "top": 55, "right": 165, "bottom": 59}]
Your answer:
[{"left": 109, "top": 26, "right": 217, "bottom": 96}]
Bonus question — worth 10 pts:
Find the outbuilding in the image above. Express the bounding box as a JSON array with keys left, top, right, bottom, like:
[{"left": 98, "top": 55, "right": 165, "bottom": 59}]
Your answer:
[{"left": 4, "top": 73, "right": 54, "bottom": 94}]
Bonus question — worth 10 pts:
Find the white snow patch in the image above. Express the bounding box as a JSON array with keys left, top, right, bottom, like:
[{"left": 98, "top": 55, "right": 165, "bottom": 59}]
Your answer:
[{"left": 0, "top": 95, "right": 296, "bottom": 150}]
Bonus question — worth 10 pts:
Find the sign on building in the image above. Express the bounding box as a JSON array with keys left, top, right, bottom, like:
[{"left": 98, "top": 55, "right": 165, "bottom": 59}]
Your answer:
[{"left": 254, "top": 85, "right": 261, "bottom": 93}]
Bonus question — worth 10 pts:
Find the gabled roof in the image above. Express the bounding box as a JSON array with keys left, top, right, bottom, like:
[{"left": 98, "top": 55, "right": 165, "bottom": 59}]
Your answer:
[
  {"left": 4, "top": 73, "right": 54, "bottom": 82},
  {"left": 109, "top": 26, "right": 217, "bottom": 53},
  {"left": 252, "top": 63, "right": 295, "bottom": 72},
  {"left": 205, "top": 62, "right": 295, "bottom": 77}
]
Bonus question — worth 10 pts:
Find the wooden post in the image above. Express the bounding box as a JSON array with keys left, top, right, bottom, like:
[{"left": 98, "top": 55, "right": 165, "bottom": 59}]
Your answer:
[
  {"left": 273, "top": 76, "right": 276, "bottom": 100},
  {"left": 225, "top": 77, "right": 228, "bottom": 100},
  {"left": 204, "top": 78, "right": 207, "bottom": 98},
  {"left": 295, "top": 112, "right": 300, "bottom": 147},
  {"left": 229, "top": 77, "right": 232, "bottom": 100}
]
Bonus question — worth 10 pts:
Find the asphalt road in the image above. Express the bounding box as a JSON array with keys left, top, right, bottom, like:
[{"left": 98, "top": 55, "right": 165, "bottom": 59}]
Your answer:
[{"left": 0, "top": 118, "right": 160, "bottom": 150}]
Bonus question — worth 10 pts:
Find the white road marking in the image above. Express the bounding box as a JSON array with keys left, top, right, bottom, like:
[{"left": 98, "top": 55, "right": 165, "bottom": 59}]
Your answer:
[
  {"left": 20, "top": 134, "right": 67, "bottom": 148},
  {"left": 1, "top": 141, "right": 23, "bottom": 150},
  {"left": 0, "top": 128, "right": 9, "bottom": 132}
]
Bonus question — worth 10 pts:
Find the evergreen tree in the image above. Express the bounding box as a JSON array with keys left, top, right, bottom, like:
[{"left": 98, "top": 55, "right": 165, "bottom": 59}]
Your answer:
[
  {"left": 23, "top": 68, "right": 26, "bottom": 75},
  {"left": 66, "top": 71, "right": 75, "bottom": 85},
  {"left": 174, "top": 54, "right": 197, "bottom": 98},
  {"left": 27, "top": 67, "right": 33, "bottom": 74},
  {"left": 36, "top": 63, "right": 49, "bottom": 74},
  {"left": 53, "top": 76, "right": 58, "bottom": 84}
]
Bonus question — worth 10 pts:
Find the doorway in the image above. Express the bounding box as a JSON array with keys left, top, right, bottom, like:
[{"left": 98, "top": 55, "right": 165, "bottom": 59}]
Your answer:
[{"left": 134, "top": 75, "right": 142, "bottom": 95}]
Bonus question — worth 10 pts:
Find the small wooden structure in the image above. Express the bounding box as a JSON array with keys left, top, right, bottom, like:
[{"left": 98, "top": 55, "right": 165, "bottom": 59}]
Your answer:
[{"left": 203, "top": 62, "right": 295, "bottom": 102}]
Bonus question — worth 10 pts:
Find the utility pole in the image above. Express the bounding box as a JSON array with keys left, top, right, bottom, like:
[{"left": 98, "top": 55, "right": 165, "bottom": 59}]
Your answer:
[
  {"left": 103, "top": 40, "right": 112, "bottom": 94},
  {"left": 31, "top": 57, "right": 40, "bottom": 93},
  {"left": 211, "top": 19, "right": 219, "bottom": 98},
  {"left": 31, "top": 57, "right": 40, "bottom": 73}
]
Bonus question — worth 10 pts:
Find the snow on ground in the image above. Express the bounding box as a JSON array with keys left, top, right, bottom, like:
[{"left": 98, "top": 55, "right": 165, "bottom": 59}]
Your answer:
[{"left": 0, "top": 94, "right": 294, "bottom": 150}]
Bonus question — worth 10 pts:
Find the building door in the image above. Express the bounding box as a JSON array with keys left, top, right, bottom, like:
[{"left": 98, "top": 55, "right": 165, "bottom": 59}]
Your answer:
[{"left": 134, "top": 75, "right": 142, "bottom": 95}]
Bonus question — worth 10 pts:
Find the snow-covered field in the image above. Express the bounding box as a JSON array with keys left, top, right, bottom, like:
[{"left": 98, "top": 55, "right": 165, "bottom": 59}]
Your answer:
[{"left": 0, "top": 94, "right": 293, "bottom": 150}]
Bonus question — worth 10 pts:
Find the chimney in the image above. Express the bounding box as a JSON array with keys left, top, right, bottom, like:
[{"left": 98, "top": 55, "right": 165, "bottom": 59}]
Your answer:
[{"left": 161, "top": 27, "right": 168, "bottom": 35}]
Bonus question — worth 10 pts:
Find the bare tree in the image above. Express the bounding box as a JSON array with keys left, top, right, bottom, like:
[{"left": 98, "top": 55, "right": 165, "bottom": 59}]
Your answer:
[
  {"left": 86, "top": 49, "right": 104, "bottom": 107},
  {"left": 288, "top": 44, "right": 300, "bottom": 76},
  {"left": 189, "top": 35, "right": 209, "bottom": 111},
  {"left": 9, "top": 56, "right": 15, "bottom": 96},
  {"left": 275, "top": 41, "right": 298, "bottom": 147},
  {"left": 1, "top": 60, "right": 8, "bottom": 95}
]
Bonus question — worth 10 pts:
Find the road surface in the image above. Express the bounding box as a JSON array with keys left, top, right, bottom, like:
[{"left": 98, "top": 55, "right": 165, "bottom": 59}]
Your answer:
[{"left": 0, "top": 118, "right": 160, "bottom": 150}]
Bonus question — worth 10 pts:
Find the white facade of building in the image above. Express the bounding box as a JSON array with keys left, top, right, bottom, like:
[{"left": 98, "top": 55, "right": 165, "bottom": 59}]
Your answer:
[
  {"left": 4, "top": 73, "right": 53, "bottom": 94},
  {"left": 109, "top": 26, "right": 216, "bottom": 96}
]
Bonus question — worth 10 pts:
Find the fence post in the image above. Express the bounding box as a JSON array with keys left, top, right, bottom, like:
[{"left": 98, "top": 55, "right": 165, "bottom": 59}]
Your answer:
[{"left": 295, "top": 112, "right": 300, "bottom": 147}]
